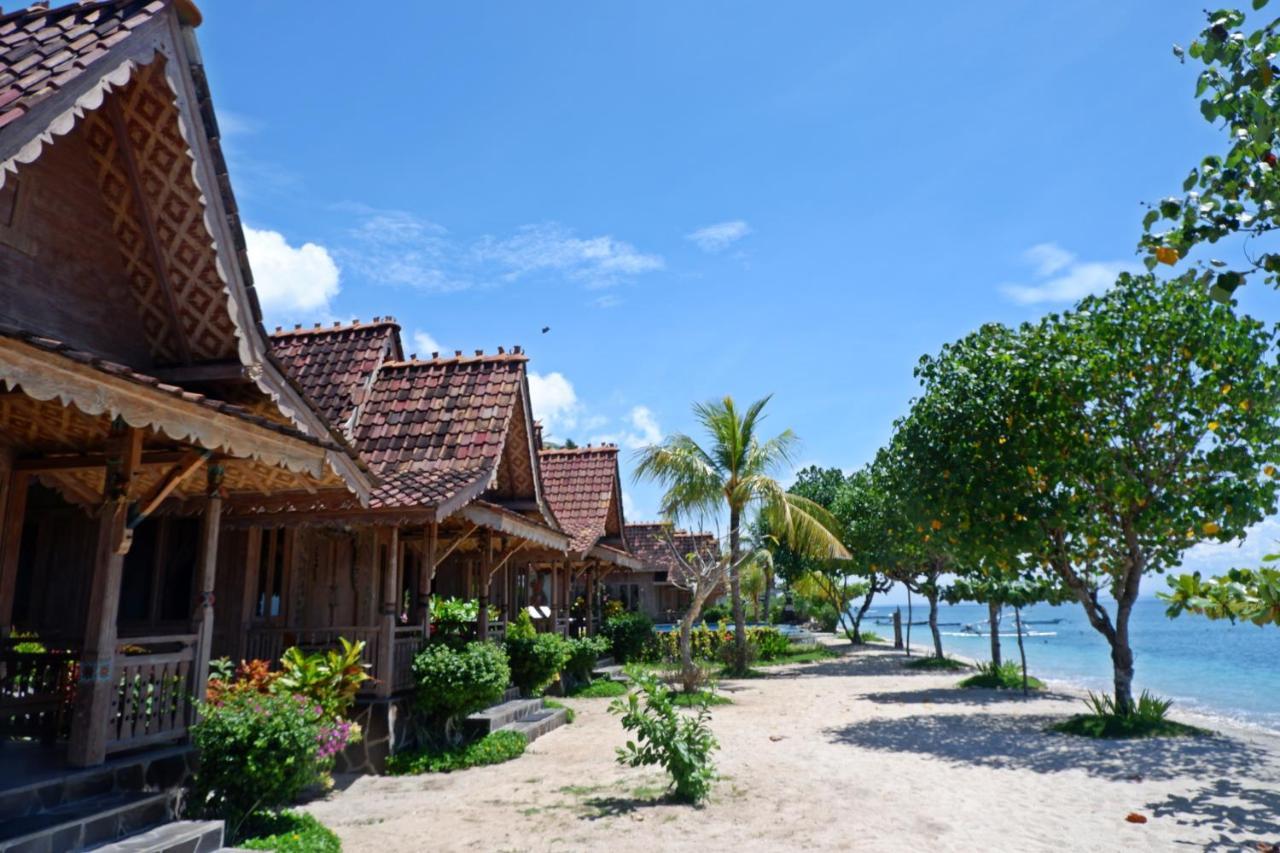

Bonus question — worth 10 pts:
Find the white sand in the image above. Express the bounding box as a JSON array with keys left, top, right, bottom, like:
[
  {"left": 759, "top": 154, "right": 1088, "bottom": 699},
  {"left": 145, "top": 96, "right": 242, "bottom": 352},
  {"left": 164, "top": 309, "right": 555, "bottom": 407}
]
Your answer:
[{"left": 305, "top": 644, "right": 1280, "bottom": 852}]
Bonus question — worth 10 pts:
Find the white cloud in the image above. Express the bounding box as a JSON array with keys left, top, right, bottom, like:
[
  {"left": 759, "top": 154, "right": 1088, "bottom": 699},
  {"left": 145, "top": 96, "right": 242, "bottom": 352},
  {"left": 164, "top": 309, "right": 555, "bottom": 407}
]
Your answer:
[
  {"left": 687, "top": 220, "right": 751, "bottom": 253},
  {"left": 999, "top": 242, "right": 1133, "bottom": 305},
  {"left": 337, "top": 207, "right": 462, "bottom": 292},
  {"left": 1176, "top": 516, "right": 1280, "bottom": 580},
  {"left": 244, "top": 225, "right": 340, "bottom": 321},
  {"left": 476, "top": 223, "right": 663, "bottom": 287},
  {"left": 411, "top": 331, "right": 443, "bottom": 359},
  {"left": 527, "top": 371, "right": 582, "bottom": 438},
  {"left": 216, "top": 109, "right": 261, "bottom": 138},
  {"left": 592, "top": 405, "right": 663, "bottom": 450}
]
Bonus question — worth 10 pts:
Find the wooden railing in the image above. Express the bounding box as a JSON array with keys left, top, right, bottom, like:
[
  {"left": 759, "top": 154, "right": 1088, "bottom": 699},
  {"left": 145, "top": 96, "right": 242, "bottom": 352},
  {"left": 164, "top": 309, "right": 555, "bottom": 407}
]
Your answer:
[
  {"left": 392, "top": 626, "right": 425, "bottom": 694},
  {"left": 106, "top": 634, "right": 197, "bottom": 754},
  {"left": 0, "top": 645, "right": 78, "bottom": 743}
]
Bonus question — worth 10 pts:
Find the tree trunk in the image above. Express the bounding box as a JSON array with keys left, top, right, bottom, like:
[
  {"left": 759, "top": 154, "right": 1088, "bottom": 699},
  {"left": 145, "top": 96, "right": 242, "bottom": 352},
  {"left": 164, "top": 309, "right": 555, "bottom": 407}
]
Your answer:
[
  {"left": 892, "top": 608, "right": 903, "bottom": 649},
  {"left": 851, "top": 586, "right": 876, "bottom": 644},
  {"left": 679, "top": 606, "right": 699, "bottom": 693},
  {"left": 728, "top": 506, "right": 748, "bottom": 673},
  {"left": 988, "top": 600, "right": 1002, "bottom": 669},
  {"left": 1111, "top": 599, "right": 1136, "bottom": 714},
  {"left": 905, "top": 589, "right": 913, "bottom": 657},
  {"left": 762, "top": 573, "right": 775, "bottom": 626},
  {"left": 1014, "top": 606, "right": 1028, "bottom": 697},
  {"left": 927, "top": 589, "right": 944, "bottom": 660}
]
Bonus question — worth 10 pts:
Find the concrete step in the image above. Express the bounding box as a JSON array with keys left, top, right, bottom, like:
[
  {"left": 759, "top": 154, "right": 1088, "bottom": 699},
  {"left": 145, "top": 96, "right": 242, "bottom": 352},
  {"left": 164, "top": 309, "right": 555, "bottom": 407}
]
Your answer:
[
  {"left": 91, "top": 820, "right": 223, "bottom": 853},
  {"left": 500, "top": 686, "right": 521, "bottom": 703},
  {"left": 591, "top": 664, "right": 626, "bottom": 681},
  {"left": 595, "top": 656, "right": 615, "bottom": 668},
  {"left": 464, "top": 698, "right": 545, "bottom": 733},
  {"left": 498, "top": 706, "right": 568, "bottom": 744},
  {"left": 0, "top": 790, "right": 172, "bottom": 853}
]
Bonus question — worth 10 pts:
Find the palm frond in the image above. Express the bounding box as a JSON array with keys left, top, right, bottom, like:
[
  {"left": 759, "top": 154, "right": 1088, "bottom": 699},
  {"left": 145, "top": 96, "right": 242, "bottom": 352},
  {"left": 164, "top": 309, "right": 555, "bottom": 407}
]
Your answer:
[{"left": 749, "top": 478, "right": 851, "bottom": 560}]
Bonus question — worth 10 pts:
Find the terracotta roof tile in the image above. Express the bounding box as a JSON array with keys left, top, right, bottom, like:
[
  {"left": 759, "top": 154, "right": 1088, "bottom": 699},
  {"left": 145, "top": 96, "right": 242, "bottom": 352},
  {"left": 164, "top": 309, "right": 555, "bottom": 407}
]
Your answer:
[
  {"left": 539, "top": 445, "right": 622, "bottom": 553},
  {"left": 270, "top": 320, "right": 402, "bottom": 429},
  {"left": 0, "top": 0, "right": 163, "bottom": 127},
  {"left": 624, "top": 523, "right": 718, "bottom": 574}
]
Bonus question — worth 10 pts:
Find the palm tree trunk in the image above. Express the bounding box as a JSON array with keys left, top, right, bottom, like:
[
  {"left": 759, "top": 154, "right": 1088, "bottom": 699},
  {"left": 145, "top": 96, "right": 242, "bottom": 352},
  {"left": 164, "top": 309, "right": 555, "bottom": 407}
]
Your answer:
[
  {"left": 988, "top": 600, "right": 1002, "bottom": 669},
  {"left": 762, "top": 573, "right": 775, "bottom": 626},
  {"left": 729, "top": 506, "right": 747, "bottom": 673}
]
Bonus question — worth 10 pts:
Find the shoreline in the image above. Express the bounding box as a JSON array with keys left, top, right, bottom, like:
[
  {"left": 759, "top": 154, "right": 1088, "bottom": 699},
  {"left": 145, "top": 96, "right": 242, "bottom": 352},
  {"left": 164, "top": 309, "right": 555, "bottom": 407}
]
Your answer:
[{"left": 856, "top": 634, "right": 1280, "bottom": 740}]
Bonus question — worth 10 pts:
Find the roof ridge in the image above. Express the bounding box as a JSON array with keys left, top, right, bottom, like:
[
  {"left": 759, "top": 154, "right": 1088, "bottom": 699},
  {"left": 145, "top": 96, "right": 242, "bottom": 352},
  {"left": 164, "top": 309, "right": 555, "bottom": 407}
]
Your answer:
[
  {"left": 380, "top": 347, "right": 528, "bottom": 369},
  {"left": 539, "top": 444, "right": 618, "bottom": 455},
  {"left": 271, "top": 317, "right": 401, "bottom": 338}
]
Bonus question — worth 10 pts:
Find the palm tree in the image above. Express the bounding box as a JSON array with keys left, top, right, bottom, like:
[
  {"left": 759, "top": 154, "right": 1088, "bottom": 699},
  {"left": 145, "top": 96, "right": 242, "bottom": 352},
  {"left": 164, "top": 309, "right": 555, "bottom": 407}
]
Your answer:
[{"left": 635, "top": 395, "right": 849, "bottom": 673}]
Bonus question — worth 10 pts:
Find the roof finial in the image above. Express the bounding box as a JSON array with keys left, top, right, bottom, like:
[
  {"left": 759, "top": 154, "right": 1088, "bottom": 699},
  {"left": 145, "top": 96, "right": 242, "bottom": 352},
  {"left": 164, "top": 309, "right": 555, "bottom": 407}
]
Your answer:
[{"left": 432, "top": 351, "right": 439, "bottom": 359}]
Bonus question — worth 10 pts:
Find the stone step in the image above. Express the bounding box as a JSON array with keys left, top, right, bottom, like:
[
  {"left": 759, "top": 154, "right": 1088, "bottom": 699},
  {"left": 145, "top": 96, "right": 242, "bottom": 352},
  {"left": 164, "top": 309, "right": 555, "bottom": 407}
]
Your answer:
[
  {"left": 0, "top": 747, "right": 191, "bottom": 824},
  {"left": 498, "top": 706, "right": 568, "bottom": 744},
  {"left": 0, "top": 790, "right": 172, "bottom": 853},
  {"left": 591, "top": 664, "right": 625, "bottom": 681},
  {"left": 595, "top": 656, "right": 615, "bottom": 669},
  {"left": 500, "top": 686, "right": 521, "bottom": 703},
  {"left": 464, "top": 698, "right": 545, "bottom": 733},
  {"left": 91, "top": 820, "right": 224, "bottom": 853}
]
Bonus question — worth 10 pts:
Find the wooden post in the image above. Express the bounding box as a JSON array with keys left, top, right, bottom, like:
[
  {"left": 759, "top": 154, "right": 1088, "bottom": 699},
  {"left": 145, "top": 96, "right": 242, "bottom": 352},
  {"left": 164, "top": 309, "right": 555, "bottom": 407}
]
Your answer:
[
  {"left": 420, "top": 520, "right": 436, "bottom": 633},
  {"left": 191, "top": 465, "right": 221, "bottom": 712},
  {"left": 238, "top": 527, "right": 262, "bottom": 661},
  {"left": 477, "top": 531, "right": 493, "bottom": 640},
  {"left": 0, "top": 450, "right": 29, "bottom": 636},
  {"left": 68, "top": 424, "right": 141, "bottom": 767},
  {"left": 377, "top": 527, "right": 399, "bottom": 697},
  {"left": 585, "top": 566, "right": 596, "bottom": 636}
]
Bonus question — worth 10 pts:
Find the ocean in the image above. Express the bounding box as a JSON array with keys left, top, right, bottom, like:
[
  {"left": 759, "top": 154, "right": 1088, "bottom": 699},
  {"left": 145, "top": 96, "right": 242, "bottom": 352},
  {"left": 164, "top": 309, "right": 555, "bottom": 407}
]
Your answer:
[{"left": 858, "top": 597, "right": 1280, "bottom": 733}]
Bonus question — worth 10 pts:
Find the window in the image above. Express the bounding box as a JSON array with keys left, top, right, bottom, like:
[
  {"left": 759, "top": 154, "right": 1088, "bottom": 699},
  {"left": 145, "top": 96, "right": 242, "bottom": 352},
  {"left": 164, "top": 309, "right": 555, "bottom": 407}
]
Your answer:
[{"left": 255, "top": 528, "right": 289, "bottom": 621}]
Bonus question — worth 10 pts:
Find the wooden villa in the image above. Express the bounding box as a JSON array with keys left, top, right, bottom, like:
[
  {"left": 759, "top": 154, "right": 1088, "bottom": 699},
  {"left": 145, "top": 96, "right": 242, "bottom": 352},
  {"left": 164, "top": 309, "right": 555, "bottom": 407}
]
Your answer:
[{"left": 610, "top": 524, "right": 721, "bottom": 624}]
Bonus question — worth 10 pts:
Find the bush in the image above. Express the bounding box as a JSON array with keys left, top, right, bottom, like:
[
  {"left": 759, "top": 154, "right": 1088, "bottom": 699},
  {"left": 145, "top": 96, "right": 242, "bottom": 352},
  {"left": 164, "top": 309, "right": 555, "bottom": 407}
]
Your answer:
[
  {"left": 274, "top": 638, "right": 372, "bottom": 720},
  {"left": 958, "top": 660, "right": 1045, "bottom": 691},
  {"left": 411, "top": 641, "right": 510, "bottom": 740},
  {"left": 240, "top": 811, "right": 340, "bottom": 852},
  {"left": 812, "top": 602, "right": 840, "bottom": 633},
  {"left": 430, "top": 596, "right": 501, "bottom": 649},
  {"left": 904, "top": 655, "right": 968, "bottom": 671},
  {"left": 752, "top": 628, "right": 791, "bottom": 661},
  {"left": 564, "top": 635, "right": 610, "bottom": 683},
  {"left": 600, "top": 613, "right": 654, "bottom": 663},
  {"left": 1050, "top": 690, "right": 1208, "bottom": 739},
  {"left": 700, "top": 603, "right": 730, "bottom": 624},
  {"left": 386, "top": 730, "right": 527, "bottom": 774},
  {"left": 716, "top": 637, "right": 758, "bottom": 670},
  {"left": 506, "top": 631, "right": 569, "bottom": 696},
  {"left": 609, "top": 671, "right": 719, "bottom": 804},
  {"left": 191, "top": 691, "right": 325, "bottom": 836}
]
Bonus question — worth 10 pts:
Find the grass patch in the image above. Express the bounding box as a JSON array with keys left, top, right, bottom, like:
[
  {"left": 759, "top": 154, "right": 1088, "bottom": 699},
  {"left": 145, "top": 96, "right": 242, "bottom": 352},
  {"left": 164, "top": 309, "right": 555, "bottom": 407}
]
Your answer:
[
  {"left": 240, "top": 811, "right": 340, "bottom": 853},
  {"left": 386, "top": 730, "right": 527, "bottom": 775},
  {"left": 760, "top": 644, "right": 838, "bottom": 665},
  {"left": 566, "top": 679, "right": 628, "bottom": 698},
  {"left": 856, "top": 631, "right": 885, "bottom": 643},
  {"left": 904, "top": 655, "right": 969, "bottom": 671},
  {"left": 543, "top": 699, "right": 574, "bottom": 723},
  {"left": 958, "top": 661, "right": 1044, "bottom": 690},
  {"left": 671, "top": 689, "right": 732, "bottom": 707}
]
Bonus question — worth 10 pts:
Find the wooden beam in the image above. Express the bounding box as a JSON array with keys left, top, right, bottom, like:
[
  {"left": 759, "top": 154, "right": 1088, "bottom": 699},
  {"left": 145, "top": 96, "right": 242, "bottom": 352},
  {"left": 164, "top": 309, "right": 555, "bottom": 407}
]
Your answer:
[
  {"left": 16, "top": 450, "right": 218, "bottom": 474},
  {"left": 104, "top": 97, "right": 193, "bottom": 366},
  {"left": 150, "top": 362, "right": 248, "bottom": 385},
  {"left": 0, "top": 459, "right": 28, "bottom": 635},
  {"left": 377, "top": 527, "right": 399, "bottom": 698},
  {"left": 487, "top": 540, "right": 528, "bottom": 581},
  {"left": 420, "top": 520, "right": 436, "bottom": 631},
  {"left": 130, "top": 449, "right": 209, "bottom": 526}
]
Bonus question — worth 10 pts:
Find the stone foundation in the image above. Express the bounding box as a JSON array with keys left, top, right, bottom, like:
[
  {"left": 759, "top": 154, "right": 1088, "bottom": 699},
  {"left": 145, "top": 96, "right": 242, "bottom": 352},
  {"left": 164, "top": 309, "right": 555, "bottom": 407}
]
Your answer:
[{"left": 334, "top": 696, "right": 414, "bottom": 775}]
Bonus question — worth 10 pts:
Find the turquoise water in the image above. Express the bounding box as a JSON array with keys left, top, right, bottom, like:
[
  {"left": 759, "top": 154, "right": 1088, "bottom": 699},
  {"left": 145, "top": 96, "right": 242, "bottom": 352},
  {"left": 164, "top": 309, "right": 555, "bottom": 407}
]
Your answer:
[{"left": 859, "top": 597, "right": 1280, "bottom": 733}]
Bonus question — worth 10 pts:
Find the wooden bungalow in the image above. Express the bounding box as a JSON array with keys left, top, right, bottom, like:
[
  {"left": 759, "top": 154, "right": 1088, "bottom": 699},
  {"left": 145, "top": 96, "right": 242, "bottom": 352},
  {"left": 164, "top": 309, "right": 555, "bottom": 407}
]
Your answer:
[
  {"left": 536, "top": 444, "right": 641, "bottom": 634},
  {"left": 0, "top": 0, "right": 374, "bottom": 802},
  {"left": 611, "top": 524, "right": 721, "bottom": 624}
]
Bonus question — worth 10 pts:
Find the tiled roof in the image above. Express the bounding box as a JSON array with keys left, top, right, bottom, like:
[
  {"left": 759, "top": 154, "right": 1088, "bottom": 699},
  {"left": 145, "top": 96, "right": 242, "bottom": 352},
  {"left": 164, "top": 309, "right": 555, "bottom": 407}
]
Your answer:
[
  {"left": 0, "top": 0, "right": 169, "bottom": 132},
  {"left": 625, "top": 523, "right": 719, "bottom": 574},
  {"left": 0, "top": 321, "right": 337, "bottom": 450},
  {"left": 539, "top": 445, "right": 622, "bottom": 554},
  {"left": 368, "top": 464, "right": 491, "bottom": 512},
  {"left": 270, "top": 319, "right": 402, "bottom": 430}
]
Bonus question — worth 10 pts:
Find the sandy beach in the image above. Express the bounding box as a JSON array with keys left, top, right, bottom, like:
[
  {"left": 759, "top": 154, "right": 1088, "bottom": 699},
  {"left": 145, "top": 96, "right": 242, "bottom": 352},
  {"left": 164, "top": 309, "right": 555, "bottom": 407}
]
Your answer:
[{"left": 305, "top": 643, "right": 1280, "bottom": 852}]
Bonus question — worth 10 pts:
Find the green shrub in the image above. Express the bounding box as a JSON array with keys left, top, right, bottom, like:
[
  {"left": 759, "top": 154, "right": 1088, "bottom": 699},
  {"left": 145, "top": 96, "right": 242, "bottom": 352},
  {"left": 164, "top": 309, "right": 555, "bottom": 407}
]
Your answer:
[
  {"left": 752, "top": 628, "right": 791, "bottom": 661},
  {"left": 716, "top": 636, "right": 758, "bottom": 670},
  {"left": 506, "top": 610, "right": 538, "bottom": 641},
  {"left": 700, "top": 603, "right": 730, "bottom": 624},
  {"left": 601, "top": 613, "right": 654, "bottom": 663},
  {"left": 609, "top": 671, "right": 719, "bottom": 804},
  {"left": 812, "top": 602, "right": 840, "bottom": 633},
  {"left": 857, "top": 630, "right": 884, "bottom": 643},
  {"left": 411, "top": 641, "right": 510, "bottom": 740},
  {"left": 567, "top": 678, "right": 628, "bottom": 698},
  {"left": 958, "top": 660, "right": 1045, "bottom": 691},
  {"left": 1050, "top": 690, "right": 1208, "bottom": 739},
  {"left": 274, "top": 638, "right": 372, "bottom": 720},
  {"left": 386, "top": 730, "right": 527, "bottom": 774},
  {"left": 505, "top": 631, "right": 569, "bottom": 696},
  {"left": 564, "top": 635, "right": 610, "bottom": 683},
  {"left": 543, "top": 698, "right": 575, "bottom": 723},
  {"left": 191, "top": 692, "right": 325, "bottom": 836},
  {"left": 240, "top": 811, "right": 340, "bottom": 852},
  {"left": 430, "top": 596, "right": 500, "bottom": 649}
]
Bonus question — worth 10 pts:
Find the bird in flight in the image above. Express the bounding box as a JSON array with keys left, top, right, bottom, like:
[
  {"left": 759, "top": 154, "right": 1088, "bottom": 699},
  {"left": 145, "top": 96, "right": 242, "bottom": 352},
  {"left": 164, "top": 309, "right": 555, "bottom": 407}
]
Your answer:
[{"left": 541, "top": 326, "right": 551, "bottom": 334}]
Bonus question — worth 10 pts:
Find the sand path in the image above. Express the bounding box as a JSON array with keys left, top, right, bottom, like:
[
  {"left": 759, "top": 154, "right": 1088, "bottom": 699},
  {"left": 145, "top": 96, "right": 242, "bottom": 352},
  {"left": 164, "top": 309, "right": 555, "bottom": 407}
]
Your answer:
[{"left": 305, "top": 645, "right": 1280, "bottom": 852}]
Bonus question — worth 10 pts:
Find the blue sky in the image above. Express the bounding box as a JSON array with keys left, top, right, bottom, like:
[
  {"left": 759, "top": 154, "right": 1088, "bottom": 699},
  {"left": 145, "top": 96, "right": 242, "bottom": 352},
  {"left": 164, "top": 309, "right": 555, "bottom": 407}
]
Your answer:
[{"left": 199, "top": 2, "right": 1280, "bottom": 595}]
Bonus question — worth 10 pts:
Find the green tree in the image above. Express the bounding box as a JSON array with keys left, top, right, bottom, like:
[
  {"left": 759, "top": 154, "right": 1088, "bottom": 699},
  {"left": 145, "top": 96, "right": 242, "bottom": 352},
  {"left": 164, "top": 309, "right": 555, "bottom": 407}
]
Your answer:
[
  {"left": 1140, "top": 3, "right": 1280, "bottom": 302},
  {"left": 634, "top": 395, "right": 848, "bottom": 673},
  {"left": 1162, "top": 563, "right": 1280, "bottom": 625},
  {"left": 911, "top": 273, "right": 1280, "bottom": 712},
  {"left": 828, "top": 466, "right": 896, "bottom": 644}
]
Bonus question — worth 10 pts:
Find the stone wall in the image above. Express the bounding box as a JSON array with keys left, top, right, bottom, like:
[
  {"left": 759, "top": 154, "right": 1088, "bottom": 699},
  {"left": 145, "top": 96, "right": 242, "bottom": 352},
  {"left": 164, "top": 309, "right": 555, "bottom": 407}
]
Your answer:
[{"left": 334, "top": 697, "right": 414, "bottom": 775}]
